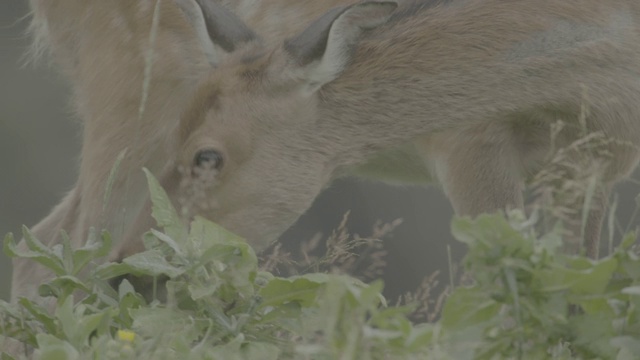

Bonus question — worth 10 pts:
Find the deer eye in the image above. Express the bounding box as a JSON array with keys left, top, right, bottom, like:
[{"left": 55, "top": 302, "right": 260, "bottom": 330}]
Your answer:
[{"left": 194, "top": 148, "right": 224, "bottom": 170}]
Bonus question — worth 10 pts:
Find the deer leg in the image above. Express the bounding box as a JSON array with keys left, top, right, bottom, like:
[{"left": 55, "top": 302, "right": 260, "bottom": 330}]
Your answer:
[
  {"left": 423, "top": 129, "right": 617, "bottom": 258},
  {"left": 422, "top": 133, "right": 525, "bottom": 218}
]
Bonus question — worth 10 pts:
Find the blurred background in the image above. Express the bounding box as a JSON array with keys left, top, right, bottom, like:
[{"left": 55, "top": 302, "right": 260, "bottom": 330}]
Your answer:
[
  {"left": 1, "top": 2, "right": 80, "bottom": 301},
  {"left": 1, "top": 2, "right": 639, "bottom": 304}
]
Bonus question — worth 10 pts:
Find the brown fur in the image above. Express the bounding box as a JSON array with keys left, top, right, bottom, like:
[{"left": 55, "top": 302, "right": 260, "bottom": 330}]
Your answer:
[{"left": 117, "top": 0, "right": 640, "bottom": 258}]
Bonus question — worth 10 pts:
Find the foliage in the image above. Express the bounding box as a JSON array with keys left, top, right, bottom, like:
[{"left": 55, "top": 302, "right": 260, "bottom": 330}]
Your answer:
[{"left": 1, "top": 171, "right": 639, "bottom": 359}]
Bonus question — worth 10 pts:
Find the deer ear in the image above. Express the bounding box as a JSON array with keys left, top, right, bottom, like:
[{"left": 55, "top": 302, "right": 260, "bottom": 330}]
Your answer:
[
  {"left": 284, "top": 0, "right": 397, "bottom": 93},
  {"left": 176, "top": 0, "right": 258, "bottom": 66}
]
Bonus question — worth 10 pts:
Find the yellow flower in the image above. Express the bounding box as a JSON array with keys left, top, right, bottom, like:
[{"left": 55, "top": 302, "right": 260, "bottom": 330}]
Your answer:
[{"left": 117, "top": 329, "right": 136, "bottom": 343}]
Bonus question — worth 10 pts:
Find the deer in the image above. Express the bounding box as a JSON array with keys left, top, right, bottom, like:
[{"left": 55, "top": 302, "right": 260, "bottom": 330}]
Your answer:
[{"left": 105, "top": 0, "right": 640, "bottom": 266}]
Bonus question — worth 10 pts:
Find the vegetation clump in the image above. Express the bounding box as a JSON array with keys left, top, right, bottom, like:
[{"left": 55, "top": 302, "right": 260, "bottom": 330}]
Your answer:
[{"left": 1, "top": 171, "right": 639, "bottom": 359}]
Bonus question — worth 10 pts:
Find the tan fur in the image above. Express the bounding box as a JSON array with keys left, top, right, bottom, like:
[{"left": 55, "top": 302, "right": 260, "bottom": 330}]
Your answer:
[{"left": 116, "top": 0, "right": 640, "bottom": 258}]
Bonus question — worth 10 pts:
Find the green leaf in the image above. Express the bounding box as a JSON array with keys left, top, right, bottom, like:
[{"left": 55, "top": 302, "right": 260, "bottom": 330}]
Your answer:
[
  {"left": 131, "top": 307, "right": 201, "bottom": 344},
  {"left": 189, "top": 216, "right": 246, "bottom": 244},
  {"left": 205, "top": 334, "right": 281, "bottom": 360},
  {"left": 618, "top": 232, "right": 637, "bottom": 251},
  {"left": 350, "top": 279, "right": 386, "bottom": 308},
  {"left": 149, "top": 229, "right": 184, "bottom": 257},
  {"left": 570, "top": 313, "right": 616, "bottom": 357},
  {"left": 239, "top": 341, "right": 281, "bottom": 360},
  {"left": 441, "top": 287, "right": 500, "bottom": 331},
  {"left": 18, "top": 298, "right": 57, "bottom": 335},
  {"left": 71, "top": 230, "right": 112, "bottom": 275},
  {"left": 72, "top": 311, "right": 111, "bottom": 347},
  {"left": 35, "top": 334, "right": 79, "bottom": 360},
  {"left": 60, "top": 231, "right": 73, "bottom": 275},
  {"left": 22, "top": 226, "right": 57, "bottom": 257},
  {"left": 187, "top": 279, "right": 221, "bottom": 301},
  {"left": 122, "top": 249, "right": 184, "bottom": 278},
  {"left": 0, "top": 301, "right": 39, "bottom": 346},
  {"left": 54, "top": 297, "right": 76, "bottom": 341},
  {"left": 143, "top": 168, "right": 187, "bottom": 243},
  {"left": 93, "top": 262, "right": 139, "bottom": 281},
  {"left": 259, "top": 274, "right": 332, "bottom": 307},
  {"left": 404, "top": 323, "right": 436, "bottom": 350},
  {"left": 4, "top": 231, "right": 65, "bottom": 276},
  {"left": 198, "top": 244, "right": 256, "bottom": 297},
  {"left": 117, "top": 278, "right": 136, "bottom": 300},
  {"left": 38, "top": 275, "right": 90, "bottom": 300},
  {"left": 118, "top": 292, "right": 145, "bottom": 329},
  {"left": 537, "top": 257, "right": 618, "bottom": 296}
]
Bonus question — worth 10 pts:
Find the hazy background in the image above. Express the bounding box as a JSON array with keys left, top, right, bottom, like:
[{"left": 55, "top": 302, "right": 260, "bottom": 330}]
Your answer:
[{"left": 2, "top": 2, "right": 639, "bottom": 303}]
